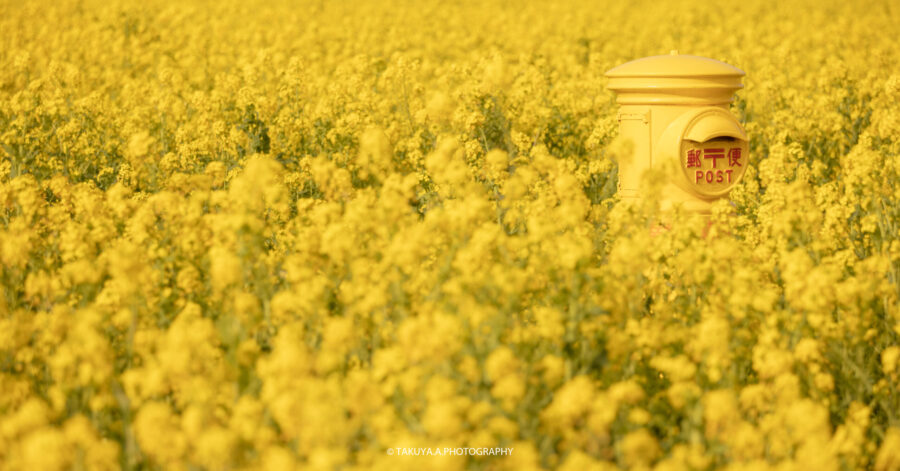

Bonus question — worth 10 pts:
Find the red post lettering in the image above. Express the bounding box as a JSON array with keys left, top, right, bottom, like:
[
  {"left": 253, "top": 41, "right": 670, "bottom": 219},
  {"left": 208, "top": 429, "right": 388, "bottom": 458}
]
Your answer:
[
  {"left": 716, "top": 171, "right": 724, "bottom": 183},
  {"left": 704, "top": 149, "right": 725, "bottom": 168},
  {"left": 726, "top": 169, "right": 733, "bottom": 183},
  {"left": 728, "top": 148, "right": 742, "bottom": 167},
  {"left": 706, "top": 171, "right": 714, "bottom": 183},
  {"left": 696, "top": 170, "right": 704, "bottom": 183},
  {"left": 687, "top": 149, "right": 702, "bottom": 168}
]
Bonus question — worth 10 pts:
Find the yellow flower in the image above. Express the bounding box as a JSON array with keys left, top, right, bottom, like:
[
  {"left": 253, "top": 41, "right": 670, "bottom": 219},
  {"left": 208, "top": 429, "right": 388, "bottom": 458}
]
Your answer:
[
  {"left": 876, "top": 428, "right": 900, "bottom": 471},
  {"left": 134, "top": 402, "right": 187, "bottom": 465},
  {"left": 620, "top": 428, "right": 661, "bottom": 468},
  {"left": 882, "top": 346, "right": 900, "bottom": 376},
  {"left": 703, "top": 390, "right": 740, "bottom": 440}
]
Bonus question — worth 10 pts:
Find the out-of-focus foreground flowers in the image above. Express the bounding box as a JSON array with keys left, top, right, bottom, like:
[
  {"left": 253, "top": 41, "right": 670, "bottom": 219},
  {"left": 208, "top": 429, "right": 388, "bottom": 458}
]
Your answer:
[{"left": 1, "top": 0, "right": 899, "bottom": 469}]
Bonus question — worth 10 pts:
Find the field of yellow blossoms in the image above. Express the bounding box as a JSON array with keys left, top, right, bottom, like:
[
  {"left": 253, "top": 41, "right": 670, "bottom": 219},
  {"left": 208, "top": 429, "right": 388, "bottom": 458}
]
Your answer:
[{"left": 2, "top": 0, "right": 900, "bottom": 469}]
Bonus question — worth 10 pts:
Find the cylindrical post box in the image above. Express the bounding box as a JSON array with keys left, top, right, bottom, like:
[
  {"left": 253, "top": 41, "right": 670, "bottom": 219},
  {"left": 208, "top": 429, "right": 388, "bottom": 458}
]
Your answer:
[{"left": 605, "top": 51, "right": 748, "bottom": 214}]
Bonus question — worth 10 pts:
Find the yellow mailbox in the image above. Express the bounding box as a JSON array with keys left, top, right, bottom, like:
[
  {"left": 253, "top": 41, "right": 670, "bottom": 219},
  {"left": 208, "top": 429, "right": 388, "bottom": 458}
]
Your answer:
[{"left": 605, "top": 51, "right": 748, "bottom": 214}]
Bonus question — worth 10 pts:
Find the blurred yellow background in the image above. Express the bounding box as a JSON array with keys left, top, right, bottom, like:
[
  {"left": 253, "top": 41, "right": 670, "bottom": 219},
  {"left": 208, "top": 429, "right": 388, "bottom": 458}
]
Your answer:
[{"left": 1, "top": 0, "right": 899, "bottom": 469}]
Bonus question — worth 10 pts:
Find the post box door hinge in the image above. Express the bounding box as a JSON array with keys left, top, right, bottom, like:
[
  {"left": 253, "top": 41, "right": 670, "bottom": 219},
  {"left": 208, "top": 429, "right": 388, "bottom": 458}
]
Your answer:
[{"left": 616, "top": 110, "right": 650, "bottom": 124}]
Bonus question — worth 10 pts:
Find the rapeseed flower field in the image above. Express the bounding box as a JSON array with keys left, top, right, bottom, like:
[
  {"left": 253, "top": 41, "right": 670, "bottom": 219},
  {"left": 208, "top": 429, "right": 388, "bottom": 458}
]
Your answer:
[{"left": 1, "top": 0, "right": 899, "bottom": 469}]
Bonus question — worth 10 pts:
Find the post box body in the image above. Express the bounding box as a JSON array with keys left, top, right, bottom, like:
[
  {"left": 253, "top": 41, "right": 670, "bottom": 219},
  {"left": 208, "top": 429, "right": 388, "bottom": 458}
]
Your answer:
[{"left": 606, "top": 53, "right": 748, "bottom": 214}]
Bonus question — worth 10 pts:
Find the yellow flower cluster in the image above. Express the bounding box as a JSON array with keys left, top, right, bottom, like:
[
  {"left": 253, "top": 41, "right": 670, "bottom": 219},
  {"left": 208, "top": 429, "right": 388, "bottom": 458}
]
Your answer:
[{"left": 1, "top": 0, "right": 899, "bottom": 469}]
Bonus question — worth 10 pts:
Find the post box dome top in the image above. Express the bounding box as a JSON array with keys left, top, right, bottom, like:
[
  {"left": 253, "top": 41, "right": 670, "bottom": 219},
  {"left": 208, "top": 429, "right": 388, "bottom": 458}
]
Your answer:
[
  {"left": 605, "top": 52, "right": 745, "bottom": 106},
  {"left": 606, "top": 52, "right": 745, "bottom": 78}
]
